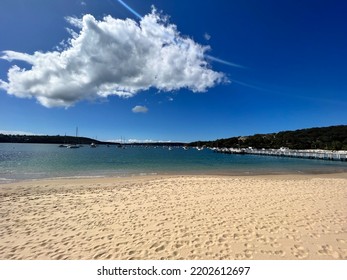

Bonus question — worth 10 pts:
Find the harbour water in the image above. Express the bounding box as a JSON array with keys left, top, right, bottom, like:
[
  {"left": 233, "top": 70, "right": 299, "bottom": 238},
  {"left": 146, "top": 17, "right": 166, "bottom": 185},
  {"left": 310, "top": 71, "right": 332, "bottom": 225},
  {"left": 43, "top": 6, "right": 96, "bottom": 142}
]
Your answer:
[{"left": 1, "top": 143, "right": 347, "bottom": 182}]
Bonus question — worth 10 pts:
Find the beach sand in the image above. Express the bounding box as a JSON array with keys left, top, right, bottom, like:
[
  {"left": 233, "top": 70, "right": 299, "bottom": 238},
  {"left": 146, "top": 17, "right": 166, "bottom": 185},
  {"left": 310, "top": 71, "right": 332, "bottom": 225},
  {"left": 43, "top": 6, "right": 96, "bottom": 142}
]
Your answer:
[{"left": 0, "top": 174, "right": 346, "bottom": 260}]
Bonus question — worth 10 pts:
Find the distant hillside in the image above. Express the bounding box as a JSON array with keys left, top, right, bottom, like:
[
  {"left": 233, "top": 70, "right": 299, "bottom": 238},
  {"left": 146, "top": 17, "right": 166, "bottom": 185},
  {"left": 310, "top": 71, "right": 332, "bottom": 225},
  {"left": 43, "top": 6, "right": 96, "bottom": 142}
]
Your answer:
[
  {"left": 189, "top": 125, "right": 347, "bottom": 150},
  {"left": 0, "top": 134, "right": 185, "bottom": 146},
  {"left": 0, "top": 134, "right": 109, "bottom": 145}
]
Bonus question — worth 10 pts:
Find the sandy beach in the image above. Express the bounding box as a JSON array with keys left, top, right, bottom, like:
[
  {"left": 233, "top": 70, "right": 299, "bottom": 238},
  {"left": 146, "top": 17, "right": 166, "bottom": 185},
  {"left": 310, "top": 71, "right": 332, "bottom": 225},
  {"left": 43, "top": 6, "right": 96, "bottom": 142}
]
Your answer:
[{"left": 0, "top": 174, "right": 346, "bottom": 260}]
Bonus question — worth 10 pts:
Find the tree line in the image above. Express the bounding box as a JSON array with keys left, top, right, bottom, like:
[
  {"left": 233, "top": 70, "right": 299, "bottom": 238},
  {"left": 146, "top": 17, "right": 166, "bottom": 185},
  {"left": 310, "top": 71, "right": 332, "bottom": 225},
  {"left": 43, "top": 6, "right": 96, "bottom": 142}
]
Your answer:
[
  {"left": 1, "top": 125, "right": 346, "bottom": 150},
  {"left": 0, "top": 134, "right": 105, "bottom": 145},
  {"left": 189, "top": 125, "right": 347, "bottom": 150},
  {"left": 0, "top": 134, "right": 184, "bottom": 146}
]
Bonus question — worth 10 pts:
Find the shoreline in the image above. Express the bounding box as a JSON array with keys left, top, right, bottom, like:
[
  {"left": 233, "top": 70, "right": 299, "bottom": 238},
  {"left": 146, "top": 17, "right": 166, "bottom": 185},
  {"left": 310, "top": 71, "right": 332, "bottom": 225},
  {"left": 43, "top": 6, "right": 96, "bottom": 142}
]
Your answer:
[
  {"left": 0, "top": 173, "right": 346, "bottom": 260},
  {"left": 2, "top": 168, "right": 347, "bottom": 186}
]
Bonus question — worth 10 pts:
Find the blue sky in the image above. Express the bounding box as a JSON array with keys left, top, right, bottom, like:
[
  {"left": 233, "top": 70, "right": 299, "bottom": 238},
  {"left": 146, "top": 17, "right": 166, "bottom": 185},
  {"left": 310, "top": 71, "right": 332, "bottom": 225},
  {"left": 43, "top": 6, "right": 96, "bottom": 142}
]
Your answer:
[{"left": 0, "top": 0, "right": 346, "bottom": 142}]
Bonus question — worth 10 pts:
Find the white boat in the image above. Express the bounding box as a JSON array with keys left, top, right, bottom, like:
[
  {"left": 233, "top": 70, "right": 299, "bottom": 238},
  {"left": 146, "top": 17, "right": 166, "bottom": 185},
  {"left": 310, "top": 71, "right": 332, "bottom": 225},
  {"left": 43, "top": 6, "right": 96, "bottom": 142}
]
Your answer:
[
  {"left": 67, "top": 127, "right": 80, "bottom": 148},
  {"left": 90, "top": 142, "right": 97, "bottom": 148},
  {"left": 58, "top": 144, "right": 68, "bottom": 148},
  {"left": 58, "top": 134, "right": 68, "bottom": 147},
  {"left": 67, "top": 144, "right": 79, "bottom": 149}
]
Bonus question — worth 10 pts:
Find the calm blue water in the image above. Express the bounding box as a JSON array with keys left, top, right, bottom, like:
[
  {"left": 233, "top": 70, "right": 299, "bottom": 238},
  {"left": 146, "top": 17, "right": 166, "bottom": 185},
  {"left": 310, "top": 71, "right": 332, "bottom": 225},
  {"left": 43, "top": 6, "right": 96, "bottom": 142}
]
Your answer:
[{"left": 1, "top": 143, "right": 347, "bottom": 182}]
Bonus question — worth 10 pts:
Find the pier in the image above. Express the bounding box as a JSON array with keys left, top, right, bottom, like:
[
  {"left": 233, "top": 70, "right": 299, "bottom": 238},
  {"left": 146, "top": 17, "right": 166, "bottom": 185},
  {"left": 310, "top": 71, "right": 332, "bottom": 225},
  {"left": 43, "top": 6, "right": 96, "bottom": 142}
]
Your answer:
[{"left": 212, "top": 147, "right": 347, "bottom": 162}]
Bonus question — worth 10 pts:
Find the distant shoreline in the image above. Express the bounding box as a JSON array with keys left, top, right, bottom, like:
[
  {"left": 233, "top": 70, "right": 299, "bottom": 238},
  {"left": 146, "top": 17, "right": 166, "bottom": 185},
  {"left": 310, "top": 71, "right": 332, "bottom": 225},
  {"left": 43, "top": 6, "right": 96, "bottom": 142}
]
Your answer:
[{"left": 1, "top": 124, "right": 347, "bottom": 150}]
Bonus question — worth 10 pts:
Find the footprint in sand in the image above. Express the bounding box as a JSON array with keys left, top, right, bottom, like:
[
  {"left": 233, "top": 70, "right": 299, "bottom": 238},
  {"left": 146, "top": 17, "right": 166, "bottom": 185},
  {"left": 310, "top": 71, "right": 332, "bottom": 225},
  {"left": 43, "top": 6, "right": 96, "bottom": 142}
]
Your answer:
[
  {"left": 270, "top": 242, "right": 281, "bottom": 248},
  {"left": 150, "top": 241, "right": 168, "bottom": 253},
  {"left": 93, "top": 251, "right": 107, "bottom": 259},
  {"left": 233, "top": 233, "right": 240, "bottom": 240},
  {"left": 274, "top": 250, "right": 285, "bottom": 257},
  {"left": 173, "top": 242, "right": 183, "bottom": 249},
  {"left": 309, "top": 233, "right": 321, "bottom": 239},
  {"left": 244, "top": 243, "right": 255, "bottom": 249},
  {"left": 318, "top": 244, "right": 341, "bottom": 259},
  {"left": 291, "top": 244, "right": 309, "bottom": 259},
  {"left": 127, "top": 250, "right": 136, "bottom": 256},
  {"left": 243, "top": 249, "right": 254, "bottom": 259},
  {"left": 155, "top": 245, "right": 166, "bottom": 252}
]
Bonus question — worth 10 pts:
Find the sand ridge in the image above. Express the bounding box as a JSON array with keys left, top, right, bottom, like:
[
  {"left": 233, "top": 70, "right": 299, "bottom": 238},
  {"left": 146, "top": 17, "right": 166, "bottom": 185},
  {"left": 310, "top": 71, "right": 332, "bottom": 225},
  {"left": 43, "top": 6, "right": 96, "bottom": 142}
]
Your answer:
[{"left": 0, "top": 174, "right": 346, "bottom": 260}]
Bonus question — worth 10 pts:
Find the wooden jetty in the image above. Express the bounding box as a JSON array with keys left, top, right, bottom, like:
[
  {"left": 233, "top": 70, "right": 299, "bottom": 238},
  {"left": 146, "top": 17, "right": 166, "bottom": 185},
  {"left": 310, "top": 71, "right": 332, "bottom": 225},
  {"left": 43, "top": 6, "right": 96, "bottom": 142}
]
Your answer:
[{"left": 212, "top": 147, "right": 347, "bottom": 162}]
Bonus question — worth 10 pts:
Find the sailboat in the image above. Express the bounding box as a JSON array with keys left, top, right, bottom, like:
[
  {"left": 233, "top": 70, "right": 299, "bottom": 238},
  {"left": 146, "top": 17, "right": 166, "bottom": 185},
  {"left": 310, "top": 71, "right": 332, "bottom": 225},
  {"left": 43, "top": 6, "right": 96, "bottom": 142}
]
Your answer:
[
  {"left": 118, "top": 136, "right": 126, "bottom": 149},
  {"left": 58, "top": 133, "right": 68, "bottom": 147},
  {"left": 67, "top": 127, "right": 80, "bottom": 149}
]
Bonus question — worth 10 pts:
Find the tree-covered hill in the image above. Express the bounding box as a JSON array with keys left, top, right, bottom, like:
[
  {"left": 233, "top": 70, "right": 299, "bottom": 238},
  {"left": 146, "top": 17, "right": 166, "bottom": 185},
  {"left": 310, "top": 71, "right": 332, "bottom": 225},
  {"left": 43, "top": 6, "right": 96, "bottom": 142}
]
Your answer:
[
  {"left": 0, "top": 134, "right": 107, "bottom": 145},
  {"left": 189, "top": 125, "right": 347, "bottom": 150},
  {"left": 0, "top": 134, "right": 184, "bottom": 146},
  {"left": 2, "top": 125, "right": 346, "bottom": 150}
]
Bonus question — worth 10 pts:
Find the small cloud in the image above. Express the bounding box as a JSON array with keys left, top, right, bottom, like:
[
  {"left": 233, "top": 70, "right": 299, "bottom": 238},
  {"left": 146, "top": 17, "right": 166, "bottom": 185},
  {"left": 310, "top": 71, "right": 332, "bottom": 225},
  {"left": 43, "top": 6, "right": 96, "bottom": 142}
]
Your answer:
[
  {"left": 204, "top": 33, "right": 211, "bottom": 41},
  {"left": 81, "top": 1, "right": 87, "bottom": 6},
  {"left": 168, "top": 97, "right": 174, "bottom": 101},
  {"left": 132, "top": 105, "right": 148, "bottom": 113}
]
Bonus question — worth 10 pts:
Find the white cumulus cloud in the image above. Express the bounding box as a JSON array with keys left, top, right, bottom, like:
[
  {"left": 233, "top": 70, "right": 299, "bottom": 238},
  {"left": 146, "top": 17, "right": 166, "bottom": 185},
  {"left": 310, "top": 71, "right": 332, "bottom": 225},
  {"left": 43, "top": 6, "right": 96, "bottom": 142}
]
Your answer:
[
  {"left": 0, "top": 10, "right": 225, "bottom": 108},
  {"left": 132, "top": 105, "right": 148, "bottom": 113}
]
